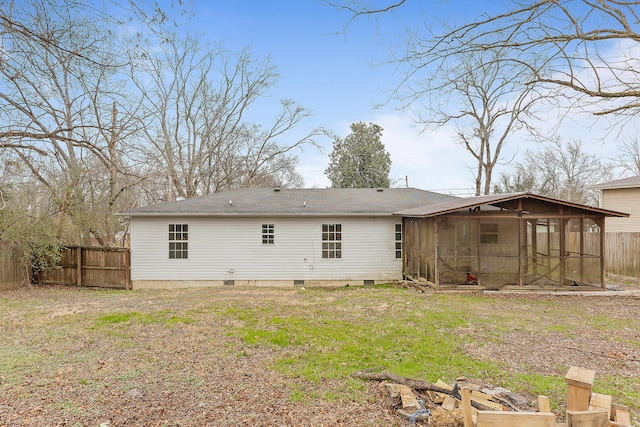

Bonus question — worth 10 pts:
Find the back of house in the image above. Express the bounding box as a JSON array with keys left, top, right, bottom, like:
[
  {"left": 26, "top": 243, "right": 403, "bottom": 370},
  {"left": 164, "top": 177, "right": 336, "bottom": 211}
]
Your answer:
[{"left": 119, "top": 187, "right": 457, "bottom": 289}]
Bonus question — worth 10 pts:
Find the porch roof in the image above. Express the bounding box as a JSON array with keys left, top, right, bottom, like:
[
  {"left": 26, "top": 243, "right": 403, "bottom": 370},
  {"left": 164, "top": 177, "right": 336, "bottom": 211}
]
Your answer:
[{"left": 393, "top": 192, "right": 629, "bottom": 218}]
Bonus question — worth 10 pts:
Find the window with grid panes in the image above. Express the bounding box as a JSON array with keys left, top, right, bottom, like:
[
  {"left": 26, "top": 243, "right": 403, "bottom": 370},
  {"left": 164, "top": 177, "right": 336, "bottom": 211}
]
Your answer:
[
  {"left": 321, "top": 224, "right": 342, "bottom": 259},
  {"left": 262, "top": 224, "right": 274, "bottom": 244},
  {"left": 395, "top": 223, "right": 402, "bottom": 258},
  {"left": 168, "top": 224, "right": 188, "bottom": 259},
  {"left": 480, "top": 223, "right": 499, "bottom": 244}
]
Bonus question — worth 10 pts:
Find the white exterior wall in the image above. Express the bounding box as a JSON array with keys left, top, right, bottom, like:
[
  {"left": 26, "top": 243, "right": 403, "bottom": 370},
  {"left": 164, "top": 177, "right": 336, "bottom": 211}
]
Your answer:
[
  {"left": 601, "top": 188, "right": 640, "bottom": 232},
  {"left": 130, "top": 216, "right": 402, "bottom": 288}
]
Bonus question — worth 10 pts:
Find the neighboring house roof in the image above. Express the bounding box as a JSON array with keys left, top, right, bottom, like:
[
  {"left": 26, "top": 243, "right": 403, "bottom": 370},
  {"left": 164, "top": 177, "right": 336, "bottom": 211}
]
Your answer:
[
  {"left": 119, "top": 187, "right": 459, "bottom": 217},
  {"left": 394, "top": 192, "right": 629, "bottom": 218},
  {"left": 591, "top": 175, "right": 640, "bottom": 190}
]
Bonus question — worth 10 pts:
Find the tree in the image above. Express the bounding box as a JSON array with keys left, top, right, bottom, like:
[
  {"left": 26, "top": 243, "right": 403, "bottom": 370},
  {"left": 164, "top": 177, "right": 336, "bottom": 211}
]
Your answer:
[
  {"left": 0, "top": 0, "right": 144, "bottom": 247},
  {"left": 130, "top": 34, "right": 320, "bottom": 200},
  {"left": 493, "top": 139, "right": 615, "bottom": 205},
  {"left": 616, "top": 136, "right": 640, "bottom": 176},
  {"left": 411, "top": 47, "right": 543, "bottom": 195},
  {"left": 0, "top": 0, "right": 317, "bottom": 272},
  {"left": 332, "top": 0, "right": 640, "bottom": 118},
  {"left": 325, "top": 122, "right": 392, "bottom": 188}
]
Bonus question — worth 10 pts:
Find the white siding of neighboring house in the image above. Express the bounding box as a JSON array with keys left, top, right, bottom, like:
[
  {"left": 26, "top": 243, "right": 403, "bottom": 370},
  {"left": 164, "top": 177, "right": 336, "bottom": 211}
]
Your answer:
[
  {"left": 130, "top": 215, "right": 402, "bottom": 288},
  {"left": 601, "top": 188, "right": 640, "bottom": 232}
]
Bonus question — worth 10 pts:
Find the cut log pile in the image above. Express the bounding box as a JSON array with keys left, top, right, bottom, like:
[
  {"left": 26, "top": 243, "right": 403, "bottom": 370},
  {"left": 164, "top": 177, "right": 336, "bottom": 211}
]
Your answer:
[{"left": 352, "top": 366, "right": 633, "bottom": 427}]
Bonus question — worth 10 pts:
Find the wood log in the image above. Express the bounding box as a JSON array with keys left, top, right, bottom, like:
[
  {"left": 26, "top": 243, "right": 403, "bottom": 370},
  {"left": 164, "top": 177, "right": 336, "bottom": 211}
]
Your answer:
[
  {"left": 352, "top": 370, "right": 458, "bottom": 395},
  {"left": 351, "top": 370, "right": 493, "bottom": 411}
]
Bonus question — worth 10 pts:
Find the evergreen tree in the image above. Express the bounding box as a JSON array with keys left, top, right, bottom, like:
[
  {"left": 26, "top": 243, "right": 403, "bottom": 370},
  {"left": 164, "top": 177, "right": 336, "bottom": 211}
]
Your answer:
[{"left": 325, "top": 122, "right": 392, "bottom": 188}]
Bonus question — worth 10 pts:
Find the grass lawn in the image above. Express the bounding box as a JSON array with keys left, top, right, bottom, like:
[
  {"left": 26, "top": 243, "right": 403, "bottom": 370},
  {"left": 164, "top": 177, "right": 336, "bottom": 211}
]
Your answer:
[{"left": 0, "top": 284, "right": 638, "bottom": 426}]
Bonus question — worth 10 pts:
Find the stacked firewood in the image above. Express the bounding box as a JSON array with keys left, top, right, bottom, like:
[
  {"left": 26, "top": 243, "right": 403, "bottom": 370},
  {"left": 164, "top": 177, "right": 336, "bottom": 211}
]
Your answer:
[{"left": 353, "top": 366, "right": 633, "bottom": 427}]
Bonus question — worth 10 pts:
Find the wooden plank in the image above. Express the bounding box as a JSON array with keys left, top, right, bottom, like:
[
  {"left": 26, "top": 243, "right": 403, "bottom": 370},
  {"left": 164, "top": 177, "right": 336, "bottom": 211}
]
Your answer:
[
  {"left": 611, "top": 403, "right": 631, "bottom": 426},
  {"left": 565, "top": 366, "right": 596, "bottom": 387},
  {"left": 470, "top": 390, "right": 493, "bottom": 401},
  {"left": 460, "top": 387, "right": 473, "bottom": 427},
  {"left": 588, "top": 393, "right": 612, "bottom": 420},
  {"left": 471, "top": 395, "right": 503, "bottom": 411},
  {"left": 566, "top": 410, "right": 608, "bottom": 427},
  {"left": 76, "top": 246, "right": 82, "bottom": 287},
  {"left": 565, "top": 366, "right": 595, "bottom": 411},
  {"left": 441, "top": 395, "right": 458, "bottom": 411},
  {"left": 435, "top": 379, "right": 453, "bottom": 391},
  {"left": 538, "top": 395, "right": 551, "bottom": 413},
  {"left": 394, "top": 383, "right": 421, "bottom": 412},
  {"left": 476, "top": 411, "right": 556, "bottom": 427}
]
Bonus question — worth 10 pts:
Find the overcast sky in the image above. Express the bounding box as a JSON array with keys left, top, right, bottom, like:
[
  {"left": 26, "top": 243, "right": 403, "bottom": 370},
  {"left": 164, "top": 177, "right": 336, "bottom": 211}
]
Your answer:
[{"left": 177, "top": 1, "right": 631, "bottom": 195}]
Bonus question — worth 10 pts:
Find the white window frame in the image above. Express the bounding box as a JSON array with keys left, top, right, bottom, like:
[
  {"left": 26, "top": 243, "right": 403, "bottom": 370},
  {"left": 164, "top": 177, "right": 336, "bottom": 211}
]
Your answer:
[
  {"left": 169, "top": 224, "right": 189, "bottom": 259},
  {"left": 262, "top": 224, "right": 275, "bottom": 245},
  {"left": 395, "top": 223, "right": 402, "bottom": 259},
  {"left": 321, "top": 223, "right": 342, "bottom": 259}
]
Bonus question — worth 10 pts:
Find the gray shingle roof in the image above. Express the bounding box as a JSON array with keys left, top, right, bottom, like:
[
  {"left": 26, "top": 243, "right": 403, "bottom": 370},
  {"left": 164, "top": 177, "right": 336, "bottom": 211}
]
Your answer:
[
  {"left": 119, "top": 188, "right": 459, "bottom": 217},
  {"left": 591, "top": 175, "right": 640, "bottom": 190},
  {"left": 394, "top": 192, "right": 629, "bottom": 218}
]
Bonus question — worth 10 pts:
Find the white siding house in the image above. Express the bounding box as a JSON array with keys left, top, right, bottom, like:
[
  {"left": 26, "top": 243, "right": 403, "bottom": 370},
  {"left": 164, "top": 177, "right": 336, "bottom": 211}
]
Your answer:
[{"left": 120, "top": 188, "right": 457, "bottom": 289}]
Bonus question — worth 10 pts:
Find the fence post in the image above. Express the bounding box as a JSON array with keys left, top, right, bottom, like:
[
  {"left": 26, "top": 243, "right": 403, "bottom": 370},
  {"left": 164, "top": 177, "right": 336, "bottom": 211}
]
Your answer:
[
  {"left": 125, "top": 249, "right": 131, "bottom": 290},
  {"left": 76, "top": 246, "right": 82, "bottom": 288}
]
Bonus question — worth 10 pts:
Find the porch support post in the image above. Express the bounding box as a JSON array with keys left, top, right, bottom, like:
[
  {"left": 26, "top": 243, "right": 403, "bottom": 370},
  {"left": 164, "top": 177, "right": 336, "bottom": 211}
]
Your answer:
[
  {"left": 531, "top": 220, "right": 538, "bottom": 276},
  {"left": 579, "top": 218, "right": 584, "bottom": 285},
  {"left": 517, "top": 200, "right": 524, "bottom": 287},
  {"left": 560, "top": 215, "right": 566, "bottom": 287},
  {"left": 599, "top": 217, "right": 606, "bottom": 290},
  {"left": 476, "top": 217, "right": 481, "bottom": 287},
  {"left": 434, "top": 216, "right": 441, "bottom": 290}
]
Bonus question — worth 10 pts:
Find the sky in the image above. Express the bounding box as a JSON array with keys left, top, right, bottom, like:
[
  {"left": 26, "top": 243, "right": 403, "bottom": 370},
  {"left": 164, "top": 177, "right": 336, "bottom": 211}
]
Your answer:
[{"left": 173, "top": 1, "right": 632, "bottom": 195}]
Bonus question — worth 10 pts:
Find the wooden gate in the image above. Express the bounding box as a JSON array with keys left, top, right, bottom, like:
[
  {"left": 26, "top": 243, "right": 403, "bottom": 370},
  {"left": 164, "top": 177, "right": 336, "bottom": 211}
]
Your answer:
[{"left": 39, "top": 246, "right": 131, "bottom": 289}]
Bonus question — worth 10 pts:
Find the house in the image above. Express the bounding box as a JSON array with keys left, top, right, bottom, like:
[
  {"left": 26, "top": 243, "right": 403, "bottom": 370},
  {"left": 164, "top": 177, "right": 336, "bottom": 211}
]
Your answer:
[
  {"left": 591, "top": 175, "right": 640, "bottom": 232},
  {"left": 118, "top": 187, "right": 458, "bottom": 289},
  {"left": 395, "top": 193, "right": 628, "bottom": 290}
]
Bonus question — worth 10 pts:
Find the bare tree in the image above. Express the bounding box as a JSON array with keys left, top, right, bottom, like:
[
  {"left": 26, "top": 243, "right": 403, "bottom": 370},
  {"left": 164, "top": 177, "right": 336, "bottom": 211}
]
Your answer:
[
  {"left": 494, "top": 139, "right": 615, "bottom": 205},
  {"left": 615, "top": 136, "right": 640, "bottom": 176},
  {"left": 131, "top": 34, "right": 322, "bottom": 200},
  {"left": 332, "top": 0, "right": 640, "bottom": 118},
  {"left": 404, "top": 47, "right": 543, "bottom": 195},
  {"left": 0, "top": 0, "right": 148, "bottom": 247}
]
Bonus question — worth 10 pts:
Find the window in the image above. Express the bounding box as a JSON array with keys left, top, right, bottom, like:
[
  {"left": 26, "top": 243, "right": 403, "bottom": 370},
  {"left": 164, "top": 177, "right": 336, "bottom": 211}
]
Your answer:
[
  {"left": 395, "top": 223, "right": 402, "bottom": 259},
  {"left": 322, "top": 223, "right": 342, "bottom": 259},
  {"left": 169, "top": 224, "right": 188, "bottom": 259},
  {"left": 480, "top": 223, "right": 499, "bottom": 244},
  {"left": 262, "top": 224, "right": 274, "bottom": 244}
]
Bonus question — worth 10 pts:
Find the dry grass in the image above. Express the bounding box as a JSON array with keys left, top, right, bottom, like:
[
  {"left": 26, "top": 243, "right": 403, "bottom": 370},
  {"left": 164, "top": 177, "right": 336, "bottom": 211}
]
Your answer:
[{"left": 0, "top": 284, "right": 638, "bottom": 427}]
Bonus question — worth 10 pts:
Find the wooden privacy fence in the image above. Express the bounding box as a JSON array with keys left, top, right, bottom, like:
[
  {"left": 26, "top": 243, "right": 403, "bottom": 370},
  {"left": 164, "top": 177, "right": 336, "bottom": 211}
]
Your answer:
[
  {"left": 0, "top": 240, "right": 26, "bottom": 290},
  {"left": 604, "top": 232, "right": 640, "bottom": 277},
  {"left": 39, "top": 246, "right": 131, "bottom": 290}
]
